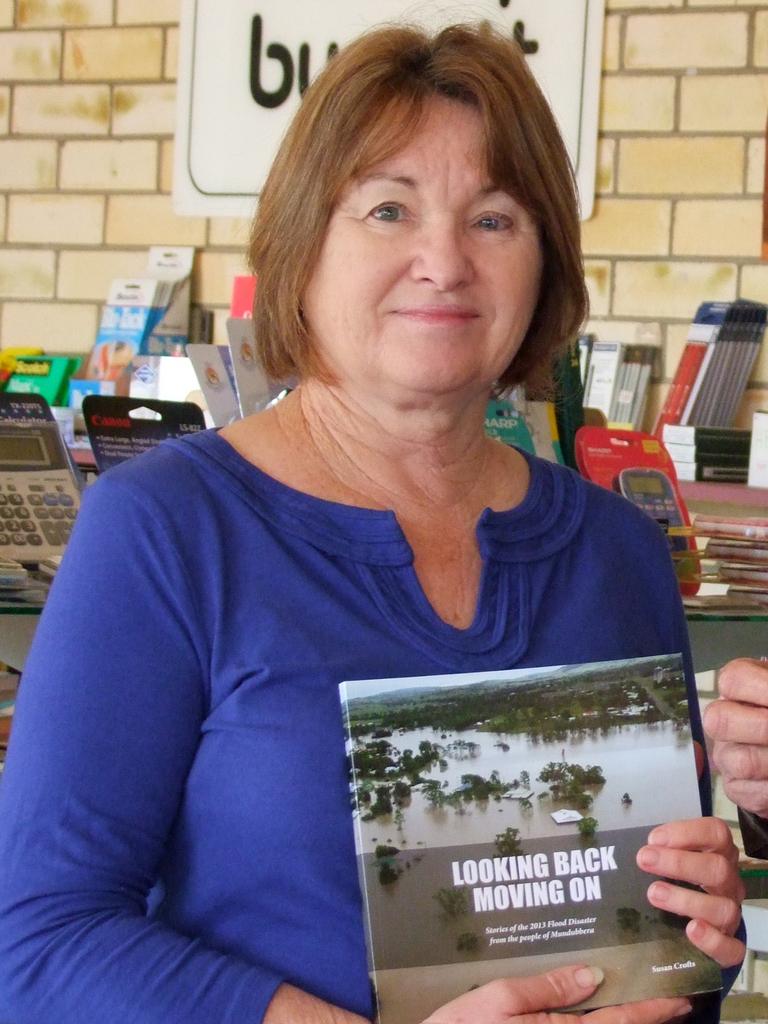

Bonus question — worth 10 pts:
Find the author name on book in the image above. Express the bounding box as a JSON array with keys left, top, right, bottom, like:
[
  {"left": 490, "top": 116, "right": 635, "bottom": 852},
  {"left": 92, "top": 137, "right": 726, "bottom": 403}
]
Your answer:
[{"left": 651, "top": 961, "right": 697, "bottom": 974}]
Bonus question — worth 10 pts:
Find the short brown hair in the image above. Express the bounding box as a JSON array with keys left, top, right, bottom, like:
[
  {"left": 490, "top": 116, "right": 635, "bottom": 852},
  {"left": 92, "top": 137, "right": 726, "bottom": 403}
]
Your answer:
[{"left": 249, "top": 22, "right": 588, "bottom": 394}]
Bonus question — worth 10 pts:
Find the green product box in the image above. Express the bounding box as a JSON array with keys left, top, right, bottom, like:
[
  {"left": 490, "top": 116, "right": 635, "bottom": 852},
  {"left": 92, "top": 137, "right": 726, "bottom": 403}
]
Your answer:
[{"left": 4, "top": 356, "right": 82, "bottom": 407}]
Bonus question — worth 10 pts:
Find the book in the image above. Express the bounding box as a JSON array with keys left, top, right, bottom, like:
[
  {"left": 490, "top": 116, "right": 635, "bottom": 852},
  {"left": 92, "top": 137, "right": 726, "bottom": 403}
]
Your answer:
[
  {"left": 666, "top": 447, "right": 751, "bottom": 470},
  {"left": 683, "top": 301, "right": 767, "bottom": 428},
  {"left": 683, "top": 592, "right": 768, "bottom": 613},
  {"left": 627, "top": 347, "right": 656, "bottom": 430},
  {"left": 340, "top": 655, "right": 720, "bottom": 1023},
  {"left": 725, "top": 584, "right": 768, "bottom": 606},
  {"left": 704, "top": 539, "right": 768, "bottom": 564},
  {"left": 608, "top": 346, "right": 656, "bottom": 430},
  {"left": 690, "top": 513, "right": 768, "bottom": 541},
  {"left": 718, "top": 564, "right": 768, "bottom": 588},
  {"left": 578, "top": 334, "right": 594, "bottom": 388},
  {"left": 653, "top": 302, "right": 729, "bottom": 437},
  {"left": 662, "top": 425, "right": 752, "bottom": 451},
  {"left": 673, "top": 463, "right": 749, "bottom": 483},
  {"left": 584, "top": 341, "right": 624, "bottom": 420},
  {"left": 670, "top": 451, "right": 750, "bottom": 470}
]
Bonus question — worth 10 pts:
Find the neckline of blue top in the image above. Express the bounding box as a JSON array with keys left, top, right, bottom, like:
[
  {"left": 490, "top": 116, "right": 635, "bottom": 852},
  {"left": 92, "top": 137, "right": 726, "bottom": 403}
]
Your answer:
[
  {"left": 166, "top": 429, "right": 587, "bottom": 567},
  {"left": 164, "top": 430, "right": 588, "bottom": 659}
]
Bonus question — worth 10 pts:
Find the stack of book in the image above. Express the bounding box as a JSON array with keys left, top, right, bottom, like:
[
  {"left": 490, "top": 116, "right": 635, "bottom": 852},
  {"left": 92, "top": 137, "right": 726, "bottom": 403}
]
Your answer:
[
  {"left": 655, "top": 299, "right": 767, "bottom": 435},
  {"left": 583, "top": 341, "right": 656, "bottom": 429},
  {"left": 662, "top": 424, "right": 752, "bottom": 483},
  {"left": 675, "top": 514, "right": 768, "bottom": 608}
]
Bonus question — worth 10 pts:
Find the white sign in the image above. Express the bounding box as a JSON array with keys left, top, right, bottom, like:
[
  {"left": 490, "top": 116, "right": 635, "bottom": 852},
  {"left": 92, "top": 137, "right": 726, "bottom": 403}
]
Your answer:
[{"left": 174, "top": 0, "right": 605, "bottom": 219}]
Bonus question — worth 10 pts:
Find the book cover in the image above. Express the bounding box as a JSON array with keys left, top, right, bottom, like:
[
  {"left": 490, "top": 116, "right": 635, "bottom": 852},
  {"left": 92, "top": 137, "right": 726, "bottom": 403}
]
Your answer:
[
  {"left": 654, "top": 340, "right": 709, "bottom": 435},
  {"left": 690, "top": 452, "right": 749, "bottom": 469},
  {"left": 578, "top": 333, "right": 594, "bottom": 388},
  {"left": 718, "top": 564, "right": 768, "bottom": 588},
  {"left": 608, "top": 346, "right": 656, "bottom": 431},
  {"left": 584, "top": 342, "right": 624, "bottom": 420},
  {"left": 684, "top": 301, "right": 767, "bottom": 429},
  {"left": 653, "top": 302, "right": 729, "bottom": 436},
  {"left": 662, "top": 427, "right": 752, "bottom": 458},
  {"left": 691, "top": 514, "right": 768, "bottom": 541},
  {"left": 340, "top": 655, "right": 720, "bottom": 1023},
  {"left": 725, "top": 584, "right": 768, "bottom": 605},
  {"left": 704, "top": 539, "right": 768, "bottom": 565},
  {"left": 627, "top": 347, "right": 657, "bottom": 431},
  {"left": 674, "top": 463, "right": 748, "bottom": 483},
  {"left": 670, "top": 452, "right": 750, "bottom": 472}
]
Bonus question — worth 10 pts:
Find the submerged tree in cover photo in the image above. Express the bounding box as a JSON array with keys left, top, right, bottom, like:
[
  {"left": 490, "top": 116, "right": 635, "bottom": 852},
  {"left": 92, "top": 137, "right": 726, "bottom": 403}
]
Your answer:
[
  {"left": 538, "top": 761, "right": 606, "bottom": 810},
  {"left": 494, "top": 826, "right": 523, "bottom": 856},
  {"left": 457, "top": 931, "right": 480, "bottom": 953},
  {"left": 617, "top": 906, "right": 641, "bottom": 933},
  {"left": 433, "top": 887, "right": 469, "bottom": 920},
  {"left": 578, "top": 816, "right": 598, "bottom": 837}
]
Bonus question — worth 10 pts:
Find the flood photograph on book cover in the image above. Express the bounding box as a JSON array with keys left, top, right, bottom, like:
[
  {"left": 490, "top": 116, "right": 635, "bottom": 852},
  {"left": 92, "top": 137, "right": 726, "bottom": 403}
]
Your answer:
[{"left": 340, "top": 655, "right": 720, "bottom": 1022}]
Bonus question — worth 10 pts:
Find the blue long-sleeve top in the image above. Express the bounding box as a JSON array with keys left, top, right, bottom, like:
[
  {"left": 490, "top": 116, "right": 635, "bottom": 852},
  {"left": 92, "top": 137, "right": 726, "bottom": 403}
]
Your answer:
[{"left": 0, "top": 429, "right": 730, "bottom": 1022}]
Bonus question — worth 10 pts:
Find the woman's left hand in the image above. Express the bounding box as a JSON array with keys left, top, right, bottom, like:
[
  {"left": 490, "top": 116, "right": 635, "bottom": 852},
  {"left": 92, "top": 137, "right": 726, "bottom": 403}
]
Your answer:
[{"left": 636, "top": 817, "right": 745, "bottom": 967}]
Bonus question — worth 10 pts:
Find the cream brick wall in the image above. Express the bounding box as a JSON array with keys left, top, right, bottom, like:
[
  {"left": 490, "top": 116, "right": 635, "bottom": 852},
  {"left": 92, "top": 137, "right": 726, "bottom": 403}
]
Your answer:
[
  {"left": 63, "top": 28, "right": 164, "bottom": 81},
  {"left": 595, "top": 2, "right": 768, "bottom": 427},
  {"left": 59, "top": 139, "right": 158, "bottom": 191},
  {"left": 0, "top": 0, "right": 766, "bottom": 419},
  {"left": 0, "top": 86, "right": 9, "bottom": 131}
]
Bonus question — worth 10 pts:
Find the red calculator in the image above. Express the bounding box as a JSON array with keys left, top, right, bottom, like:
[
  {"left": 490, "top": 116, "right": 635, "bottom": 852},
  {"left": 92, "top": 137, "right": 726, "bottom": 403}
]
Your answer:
[{"left": 575, "top": 427, "right": 699, "bottom": 595}]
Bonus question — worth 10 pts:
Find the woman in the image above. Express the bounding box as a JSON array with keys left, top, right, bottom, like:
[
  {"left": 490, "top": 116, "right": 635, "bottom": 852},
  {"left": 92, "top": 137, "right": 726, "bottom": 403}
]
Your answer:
[{"left": 0, "top": 22, "right": 743, "bottom": 1024}]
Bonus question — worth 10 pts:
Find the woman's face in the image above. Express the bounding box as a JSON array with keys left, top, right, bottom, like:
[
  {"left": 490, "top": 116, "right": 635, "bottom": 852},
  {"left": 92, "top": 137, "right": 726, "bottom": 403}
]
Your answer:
[{"left": 302, "top": 96, "right": 543, "bottom": 409}]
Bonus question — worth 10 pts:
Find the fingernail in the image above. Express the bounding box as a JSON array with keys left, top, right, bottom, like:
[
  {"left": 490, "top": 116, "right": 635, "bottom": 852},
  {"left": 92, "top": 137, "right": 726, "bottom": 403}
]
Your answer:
[
  {"left": 638, "top": 847, "right": 659, "bottom": 868},
  {"left": 670, "top": 1000, "right": 692, "bottom": 1019},
  {"left": 574, "top": 966, "right": 604, "bottom": 988},
  {"left": 649, "top": 826, "right": 669, "bottom": 845},
  {"left": 650, "top": 881, "right": 671, "bottom": 903},
  {"left": 687, "top": 919, "right": 705, "bottom": 940}
]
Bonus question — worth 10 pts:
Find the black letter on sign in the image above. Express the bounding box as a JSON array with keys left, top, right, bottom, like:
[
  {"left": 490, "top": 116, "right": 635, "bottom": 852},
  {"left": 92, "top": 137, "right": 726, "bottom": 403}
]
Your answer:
[
  {"left": 250, "top": 15, "right": 293, "bottom": 109},
  {"left": 298, "top": 43, "right": 310, "bottom": 95},
  {"left": 298, "top": 41, "right": 339, "bottom": 95},
  {"left": 513, "top": 21, "right": 539, "bottom": 55}
]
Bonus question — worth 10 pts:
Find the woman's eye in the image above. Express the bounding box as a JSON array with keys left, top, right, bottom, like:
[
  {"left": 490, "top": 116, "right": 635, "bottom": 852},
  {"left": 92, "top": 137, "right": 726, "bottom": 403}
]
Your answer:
[
  {"left": 371, "top": 204, "right": 403, "bottom": 222},
  {"left": 476, "top": 213, "right": 513, "bottom": 231}
]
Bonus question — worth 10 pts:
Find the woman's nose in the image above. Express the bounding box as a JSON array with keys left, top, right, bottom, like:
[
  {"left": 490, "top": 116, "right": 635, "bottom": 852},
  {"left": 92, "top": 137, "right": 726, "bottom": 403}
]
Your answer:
[{"left": 410, "top": 221, "right": 473, "bottom": 291}]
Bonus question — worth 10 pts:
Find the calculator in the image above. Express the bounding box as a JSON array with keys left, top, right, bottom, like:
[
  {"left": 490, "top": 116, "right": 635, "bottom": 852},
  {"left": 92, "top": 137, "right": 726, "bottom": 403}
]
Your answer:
[
  {"left": 0, "top": 422, "right": 80, "bottom": 562},
  {"left": 616, "top": 468, "right": 688, "bottom": 550},
  {"left": 574, "top": 426, "right": 699, "bottom": 596}
]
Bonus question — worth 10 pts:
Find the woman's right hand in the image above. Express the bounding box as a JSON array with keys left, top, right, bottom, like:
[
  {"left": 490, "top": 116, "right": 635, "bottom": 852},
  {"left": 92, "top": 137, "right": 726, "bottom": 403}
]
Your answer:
[
  {"left": 263, "top": 966, "right": 692, "bottom": 1024},
  {"left": 421, "top": 965, "right": 691, "bottom": 1024}
]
